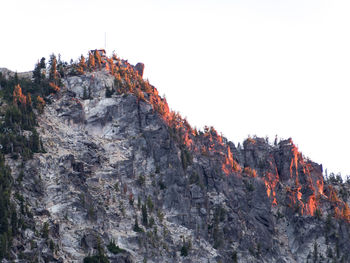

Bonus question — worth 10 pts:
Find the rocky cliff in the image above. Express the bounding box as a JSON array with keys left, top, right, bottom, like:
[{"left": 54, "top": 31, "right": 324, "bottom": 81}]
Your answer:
[{"left": 1, "top": 51, "right": 350, "bottom": 263}]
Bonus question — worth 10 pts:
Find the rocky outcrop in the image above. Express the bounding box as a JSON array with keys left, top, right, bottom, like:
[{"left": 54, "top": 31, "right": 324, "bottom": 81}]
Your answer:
[
  {"left": 4, "top": 62, "right": 350, "bottom": 263},
  {"left": 134, "top": 63, "right": 144, "bottom": 77}
]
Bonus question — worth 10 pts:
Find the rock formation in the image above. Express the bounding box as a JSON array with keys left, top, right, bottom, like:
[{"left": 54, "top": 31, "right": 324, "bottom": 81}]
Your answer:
[
  {"left": 1, "top": 51, "right": 350, "bottom": 263},
  {"left": 134, "top": 63, "right": 144, "bottom": 77}
]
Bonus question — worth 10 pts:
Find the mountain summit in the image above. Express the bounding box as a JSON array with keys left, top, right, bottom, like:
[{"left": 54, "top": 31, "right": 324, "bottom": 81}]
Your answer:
[{"left": 0, "top": 50, "right": 349, "bottom": 262}]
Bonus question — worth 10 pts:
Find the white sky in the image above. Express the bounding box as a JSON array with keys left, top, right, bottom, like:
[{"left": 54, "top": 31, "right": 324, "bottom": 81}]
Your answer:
[{"left": 1, "top": 0, "right": 350, "bottom": 176}]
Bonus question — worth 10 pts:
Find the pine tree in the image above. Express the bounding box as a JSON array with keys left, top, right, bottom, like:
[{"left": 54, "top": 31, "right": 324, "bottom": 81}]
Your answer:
[
  {"left": 33, "top": 62, "right": 42, "bottom": 85},
  {"left": 313, "top": 242, "right": 318, "bottom": 263},
  {"left": 30, "top": 129, "right": 41, "bottom": 152},
  {"left": 343, "top": 203, "right": 350, "bottom": 221},
  {"left": 107, "top": 58, "right": 114, "bottom": 74},
  {"left": 57, "top": 53, "right": 65, "bottom": 78},
  {"left": 13, "top": 84, "right": 26, "bottom": 106},
  {"left": 48, "top": 54, "right": 58, "bottom": 84},
  {"left": 39, "top": 57, "right": 46, "bottom": 69},
  {"left": 88, "top": 52, "right": 95, "bottom": 70},
  {"left": 83, "top": 86, "right": 88, "bottom": 100},
  {"left": 94, "top": 50, "right": 102, "bottom": 69},
  {"left": 14, "top": 72, "right": 18, "bottom": 84},
  {"left": 77, "top": 55, "right": 87, "bottom": 75},
  {"left": 33, "top": 58, "right": 46, "bottom": 91},
  {"left": 88, "top": 86, "right": 92, "bottom": 99},
  {"left": 142, "top": 204, "right": 148, "bottom": 226},
  {"left": 26, "top": 93, "right": 32, "bottom": 110},
  {"left": 36, "top": 96, "right": 45, "bottom": 113}
]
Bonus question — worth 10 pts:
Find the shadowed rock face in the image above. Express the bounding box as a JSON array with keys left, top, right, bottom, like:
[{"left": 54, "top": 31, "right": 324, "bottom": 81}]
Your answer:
[
  {"left": 134, "top": 63, "right": 144, "bottom": 77},
  {"left": 6, "top": 67, "right": 350, "bottom": 263}
]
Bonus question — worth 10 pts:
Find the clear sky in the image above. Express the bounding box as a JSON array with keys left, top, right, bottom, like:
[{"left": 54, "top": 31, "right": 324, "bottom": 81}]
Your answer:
[{"left": 1, "top": 0, "right": 350, "bottom": 176}]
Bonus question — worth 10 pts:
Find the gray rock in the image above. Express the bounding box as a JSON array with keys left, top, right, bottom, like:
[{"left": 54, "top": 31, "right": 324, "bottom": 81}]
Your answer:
[
  {"left": 134, "top": 63, "right": 144, "bottom": 77},
  {"left": 7, "top": 69, "right": 350, "bottom": 263}
]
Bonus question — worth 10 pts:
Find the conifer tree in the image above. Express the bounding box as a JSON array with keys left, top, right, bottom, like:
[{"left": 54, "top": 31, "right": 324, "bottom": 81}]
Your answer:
[
  {"left": 14, "top": 72, "right": 18, "bottom": 84},
  {"left": 39, "top": 57, "right": 46, "bottom": 69},
  {"left": 13, "top": 84, "right": 26, "bottom": 106},
  {"left": 77, "top": 55, "right": 87, "bottom": 75},
  {"left": 57, "top": 53, "right": 65, "bottom": 78},
  {"left": 343, "top": 203, "right": 350, "bottom": 221},
  {"left": 142, "top": 204, "right": 148, "bottom": 226},
  {"left": 88, "top": 52, "right": 95, "bottom": 70},
  {"left": 94, "top": 50, "right": 102, "bottom": 69},
  {"left": 33, "top": 57, "right": 46, "bottom": 86},
  {"left": 33, "top": 62, "right": 42, "bottom": 85},
  {"left": 26, "top": 93, "right": 32, "bottom": 111},
  {"left": 48, "top": 54, "right": 58, "bottom": 84},
  {"left": 36, "top": 96, "right": 45, "bottom": 113},
  {"left": 83, "top": 86, "right": 88, "bottom": 100}
]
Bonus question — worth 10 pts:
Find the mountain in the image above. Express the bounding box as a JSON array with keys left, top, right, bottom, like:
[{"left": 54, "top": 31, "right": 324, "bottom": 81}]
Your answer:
[{"left": 0, "top": 50, "right": 350, "bottom": 263}]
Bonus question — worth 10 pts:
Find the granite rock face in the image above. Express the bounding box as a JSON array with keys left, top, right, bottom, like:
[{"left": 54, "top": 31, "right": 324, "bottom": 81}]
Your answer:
[
  {"left": 6, "top": 68, "right": 350, "bottom": 263},
  {"left": 134, "top": 63, "right": 144, "bottom": 77}
]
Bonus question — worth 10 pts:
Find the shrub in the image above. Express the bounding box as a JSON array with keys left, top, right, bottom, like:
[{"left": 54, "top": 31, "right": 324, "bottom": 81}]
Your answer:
[
  {"left": 133, "top": 217, "right": 143, "bottom": 233},
  {"left": 180, "top": 238, "right": 192, "bottom": 257},
  {"left": 180, "top": 245, "right": 188, "bottom": 257},
  {"left": 107, "top": 240, "right": 126, "bottom": 254},
  {"left": 232, "top": 251, "right": 238, "bottom": 263}
]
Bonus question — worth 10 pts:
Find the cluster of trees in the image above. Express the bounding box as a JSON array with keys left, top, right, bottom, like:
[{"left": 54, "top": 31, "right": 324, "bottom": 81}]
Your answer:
[
  {"left": 1, "top": 54, "right": 62, "bottom": 107},
  {"left": 83, "top": 238, "right": 109, "bottom": 263},
  {"left": 0, "top": 50, "right": 196, "bottom": 259},
  {"left": 0, "top": 54, "right": 63, "bottom": 259},
  {"left": 0, "top": 154, "right": 17, "bottom": 259},
  {"left": 83, "top": 239, "right": 126, "bottom": 263},
  {"left": 107, "top": 240, "right": 126, "bottom": 254},
  {"left": 0, "top": 54, "right": 63, "bottom": 160},
  {"left": 0, "top": 83, "right": 44, "bottom": 160},
  {"left": 73, "top": 50, "right": 105, "bottom": 75},
  {"left": 71, "top": 51, "right": 178, "bottom": 133},
  {"left": 1, "top": 101, "right": 39, "bottom": 160},
  {"left": 33, "top": 54, "right": 63, "bottom": 96}
]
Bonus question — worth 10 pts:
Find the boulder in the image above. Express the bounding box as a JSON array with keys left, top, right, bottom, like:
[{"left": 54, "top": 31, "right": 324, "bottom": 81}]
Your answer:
[{"left": 134, "top": 63, "right": 144, "bottom": 77}]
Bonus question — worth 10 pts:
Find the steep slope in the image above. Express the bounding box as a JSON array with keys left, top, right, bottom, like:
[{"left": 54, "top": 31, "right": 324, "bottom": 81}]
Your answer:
[{"left": 2, "top": 51, "right": 350, "bottom": 263}]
